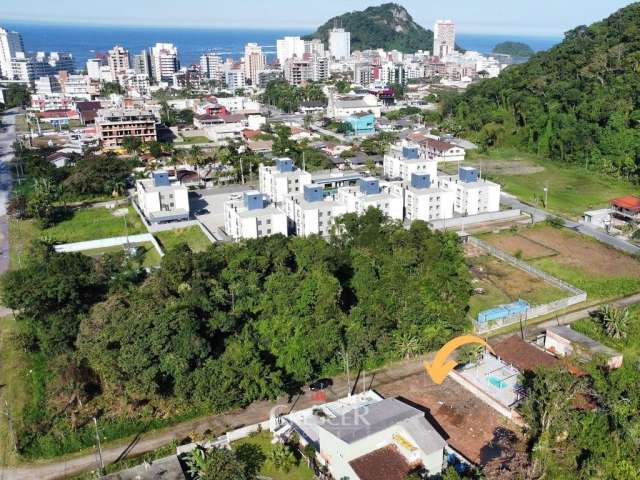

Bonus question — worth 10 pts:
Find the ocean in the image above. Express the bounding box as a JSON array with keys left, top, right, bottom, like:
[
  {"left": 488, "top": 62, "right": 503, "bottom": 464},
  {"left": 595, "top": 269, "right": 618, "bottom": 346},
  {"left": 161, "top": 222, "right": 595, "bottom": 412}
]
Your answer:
[{"left": 4, "top": 21, "right": 561, "bottom": 68}]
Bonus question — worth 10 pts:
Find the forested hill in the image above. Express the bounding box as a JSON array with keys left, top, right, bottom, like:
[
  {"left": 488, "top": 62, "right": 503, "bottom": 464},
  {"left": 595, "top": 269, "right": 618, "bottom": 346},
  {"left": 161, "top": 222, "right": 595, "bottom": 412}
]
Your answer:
[
  {"left": 306, "top": 3, "right": 434, "bottom": 53},
  {"left": 449, "top": 3, "right": 640, "bottom": 178},
  {"left": 492, "top": 41, "right": 534, "bottom": 57}
]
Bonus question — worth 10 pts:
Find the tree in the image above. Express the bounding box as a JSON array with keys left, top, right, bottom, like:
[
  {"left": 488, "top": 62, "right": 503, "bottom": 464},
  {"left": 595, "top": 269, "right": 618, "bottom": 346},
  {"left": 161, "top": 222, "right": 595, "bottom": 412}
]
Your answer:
[
  {"left": 121, "top": 136, "right": 142, "bottom": 153},
  {"left": 186, "top": 446, "right": 250, "bottom": 480},
  {"left": 593, "top": 305, "right": 629, "bottom": 339},
  {"left": 100, "top": 81, "right": 124, "bottom": 96},
  {"left": 268, "top": 443, "right": 296, "bottom": 473},
  {"left": 27, "top": 177, "right": 60, "bottom": 227},
  {"left": 3, "top": 83, "right": 31, "bottom": 108}
]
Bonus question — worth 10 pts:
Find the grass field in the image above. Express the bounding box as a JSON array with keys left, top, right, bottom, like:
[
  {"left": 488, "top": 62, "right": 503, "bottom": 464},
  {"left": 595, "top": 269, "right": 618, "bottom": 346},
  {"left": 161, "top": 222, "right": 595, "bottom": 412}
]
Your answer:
[
  {"left": 466, "top": 253, "right": 567, "bottom": 319},
  {"left": 177, "top": 135, "right": 211, "bottom": 145},
  {"left": 461, "top": 148, "right": 638, "bottom": 219},
  {"left": 81, "top": 242, "right": 162, "bottom": 268},
  {"left": 483, "top": 225, "right": 640, "bottom": 302},
  {"left": 0, "top": 315, "right": 29, "bottom": 466},
  {"left": 44, "top": 206, "right": 146, "bottom": 243},
  {"left": 155, "top": 226, "right": 212, "bottom": 253},
  {"left": 232, "top": 432, "right": 315, "bottom": 480},
  {"left": 8, "top": 218, "right": 40, "bottom": 270}
]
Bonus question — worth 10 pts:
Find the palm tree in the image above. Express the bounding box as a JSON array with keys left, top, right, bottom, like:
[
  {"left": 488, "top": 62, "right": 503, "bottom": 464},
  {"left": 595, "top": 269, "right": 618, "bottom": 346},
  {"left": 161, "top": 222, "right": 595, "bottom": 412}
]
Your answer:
[
  {"left": 594, "top": 305, "right": 629, "bottom": 339},
  {"left": 394, "top": 332, "right": 422, "bottom": 360},
  {"left": 268, "top": 443, "right": 296, "bottom": 473}
]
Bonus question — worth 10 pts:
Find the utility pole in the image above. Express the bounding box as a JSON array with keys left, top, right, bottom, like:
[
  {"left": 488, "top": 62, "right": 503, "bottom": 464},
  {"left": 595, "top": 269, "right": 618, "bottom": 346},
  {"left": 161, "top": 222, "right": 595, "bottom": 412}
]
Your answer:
[
  {"left": 93, "top": 417, "right": 104, "bottom": 475},
  {"left": 543, "top": 182, "right": 549, "bottom": 209}
]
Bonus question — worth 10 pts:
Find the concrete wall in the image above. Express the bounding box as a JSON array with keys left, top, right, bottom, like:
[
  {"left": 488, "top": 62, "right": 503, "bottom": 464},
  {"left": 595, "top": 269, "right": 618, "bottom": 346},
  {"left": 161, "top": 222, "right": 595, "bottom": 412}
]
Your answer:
[
  {"left": 54, "top": 233, "right": 164, "bottom": 257},
  {"left": 429, "top": 209, "right": 523, "bottom": 230}
]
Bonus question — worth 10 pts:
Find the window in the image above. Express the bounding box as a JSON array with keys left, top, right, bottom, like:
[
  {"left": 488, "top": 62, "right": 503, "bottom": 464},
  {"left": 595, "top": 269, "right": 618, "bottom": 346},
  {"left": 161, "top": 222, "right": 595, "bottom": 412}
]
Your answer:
[
  {"left": 266, "top": 219, "right": 271, "bottom": 225},
  {"left": 318, "top": 211, "right": 323, "bottom": 217},
  {"left": 267, "top": 229, "right": 271, "bottom": 234},
  {"left": 257, "top": 220, "right": 262, "bottom": 226}
]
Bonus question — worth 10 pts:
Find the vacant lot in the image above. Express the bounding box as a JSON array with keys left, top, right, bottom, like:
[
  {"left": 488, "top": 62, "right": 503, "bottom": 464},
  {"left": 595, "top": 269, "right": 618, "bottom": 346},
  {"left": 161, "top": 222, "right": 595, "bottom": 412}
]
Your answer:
[
  {"left": 81, "top": 242, "right": 162, "bottom": 268},
  {"left": 461, "top": 148, "right": 638, "bottom": 219},
  {"left": 45, "top": 206, "right": 146, "bottom": 243},
  {"left": 483, "top": 225, "right": 640, "bottom": 301},
  {"left": 466, "top": 254, "right": 567, "bottom": 319},
  {"left": 155, "top": 226, "right": 212, "bottom": 253}
]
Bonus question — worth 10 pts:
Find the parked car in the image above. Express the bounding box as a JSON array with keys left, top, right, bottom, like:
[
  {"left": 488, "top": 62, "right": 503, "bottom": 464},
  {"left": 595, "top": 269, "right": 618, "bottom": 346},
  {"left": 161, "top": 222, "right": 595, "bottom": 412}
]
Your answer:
[{"left": 309, "top": 378, "right": 333, "bottom": 391}]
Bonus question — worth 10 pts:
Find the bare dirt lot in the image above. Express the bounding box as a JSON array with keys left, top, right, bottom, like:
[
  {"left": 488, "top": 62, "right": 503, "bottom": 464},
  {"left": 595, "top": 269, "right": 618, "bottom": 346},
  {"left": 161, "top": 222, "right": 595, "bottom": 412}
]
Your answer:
[
  {"left": 377, "top": 373, "right": 519, "bottom": 465},
  {"left": 487, "top": 226, "right": 640, "bottom": 278}
]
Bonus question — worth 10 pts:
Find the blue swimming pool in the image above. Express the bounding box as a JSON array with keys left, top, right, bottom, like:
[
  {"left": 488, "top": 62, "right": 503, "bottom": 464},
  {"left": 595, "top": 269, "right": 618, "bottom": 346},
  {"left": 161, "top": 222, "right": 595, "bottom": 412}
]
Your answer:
[{"left": 487, "top": 375, "right": 508, "bottom": 389}]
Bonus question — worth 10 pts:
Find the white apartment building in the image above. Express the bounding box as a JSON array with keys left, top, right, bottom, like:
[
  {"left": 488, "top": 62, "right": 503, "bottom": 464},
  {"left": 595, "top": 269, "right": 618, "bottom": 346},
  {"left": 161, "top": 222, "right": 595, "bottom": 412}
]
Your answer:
[
  {"left": 383, "top": 143, "right": 438, "bottom": 182},
  {"left": 0, "top": 28, "right": 24, "bottom": 79},
  {"left": 136, "top": 171, "right": 190, "bottom": 224},
  {"left": 326, "top": 93, "right": 382, "bottom": 119},
  {"left": 305, "top": 39, "right": 325, "bottom": 57},
  {"left": 276, "top": 36, "right": 305, "bottom": 64},
  {"left": 86, "top": 58, "right": 104, "bottom": 80},
  {"left": 224, "top": 191, "right": 288, "bottom": 240},
  {"left": 434, "top": 20, "right": 456, "bottom": 58},
  {"left": 337, "top": 177, "right": 403, "bottom": 221},
  {"left": 108, "top": 45, "right": 130, "bottom": 77},
  {"left": 259, "top": 159, "right": 313, "bottom": 204},
  {"left": 200, "top": 52, "right": 223, "bottom": 82},
  {"left": 243, "top": 43, "right": 265, "bottom": 86},
  {"left": 284, "top": 184, "right": 347, "bottom": 237},
  {"left": 35, "top": 76, "right": 61, "bottom": 95},
  {"left": 60, "top": 74, "right": 91, "bottom": 100},
  {"left": 224, "top": 66, "right": 246, "bottom": 90},
  {"left": 329, "top": 28, "right": 351, "bottom": 60},
  {"left": 438, "top": 167, "right": 501, "bottom": 216},
  {"left": 400, "top": 173, "right": 455, "bottom": 222},
  {"left": 151, "top": 43, "right": 179, "bottom": 83}
]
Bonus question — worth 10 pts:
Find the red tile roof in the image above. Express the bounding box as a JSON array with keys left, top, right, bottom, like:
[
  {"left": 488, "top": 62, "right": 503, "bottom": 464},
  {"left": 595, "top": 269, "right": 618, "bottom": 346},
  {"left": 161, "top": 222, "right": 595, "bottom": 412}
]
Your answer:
[
  {"left": 611, "top": 195, "right": 640, "bottom": 212},
  {"left": 243, "top": 129, "right": 261, "bottom": 139},
  {"left": 491, "top": 336, "right": 559, "bottom": 372},
  {"left": 349, "top": 446, "right": 413, "bottom": 480}
]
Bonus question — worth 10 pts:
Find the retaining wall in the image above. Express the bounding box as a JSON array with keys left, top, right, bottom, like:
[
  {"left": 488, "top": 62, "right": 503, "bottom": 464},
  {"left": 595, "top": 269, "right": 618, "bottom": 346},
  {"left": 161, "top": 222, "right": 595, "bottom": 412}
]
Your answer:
[
  {"left": 54, "top": 233, "right": 164, "bottom": 257},
  {"left": 429, "top": 209, "right": 524, "bottom": 230}
]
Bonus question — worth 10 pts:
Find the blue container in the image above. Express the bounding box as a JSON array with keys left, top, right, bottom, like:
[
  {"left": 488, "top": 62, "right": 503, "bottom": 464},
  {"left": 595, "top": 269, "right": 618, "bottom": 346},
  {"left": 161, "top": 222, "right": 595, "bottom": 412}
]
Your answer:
[
  {"left": 243, "top": 191, "right": 264, "bottom": 211},
  {"left": 403, "top": 146, "right": 419, "bottom": 160},
  {"left": 276, "top": 158, "right": 294, "bottom": 173},
  {"left": 503, "top": 300, "right": 530, "bottom": 315},
  {"left": 478, "top": 306, "right": 509, "bottom": 323},
  {"left": 152, "top": 170, "right": 170, "bottom": 187},
  {"left": 459, "top": 166, "right": 478, "bottom": 183},
  {"left": 358, "top": 178, "right": 381, "bottom": 195}
]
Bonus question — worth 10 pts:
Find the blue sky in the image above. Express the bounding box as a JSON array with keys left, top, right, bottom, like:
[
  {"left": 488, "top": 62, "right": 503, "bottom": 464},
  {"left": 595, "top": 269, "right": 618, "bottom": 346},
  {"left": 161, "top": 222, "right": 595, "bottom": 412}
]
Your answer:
[{"left": 1, "top": 0, "right": 635, "bottom": 35}]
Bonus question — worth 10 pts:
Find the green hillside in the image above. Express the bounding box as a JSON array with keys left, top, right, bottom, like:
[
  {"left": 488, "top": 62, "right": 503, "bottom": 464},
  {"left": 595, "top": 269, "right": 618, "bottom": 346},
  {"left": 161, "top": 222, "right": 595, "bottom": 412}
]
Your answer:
[
  {"left": 306, "top": 3, "right": 434, "bottom": 53},
  {"left": 492, "top": 41, "right": 535, "bottom": 57},
  {"left": 449, "top": 2, "right": 640, "bottom": 179}
]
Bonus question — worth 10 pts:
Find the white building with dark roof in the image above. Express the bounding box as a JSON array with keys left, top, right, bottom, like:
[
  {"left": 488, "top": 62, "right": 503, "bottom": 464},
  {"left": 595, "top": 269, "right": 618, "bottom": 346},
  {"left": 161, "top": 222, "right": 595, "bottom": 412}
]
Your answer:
[{"left": 317, "top": 397, "right": 446, "bottom": 480}]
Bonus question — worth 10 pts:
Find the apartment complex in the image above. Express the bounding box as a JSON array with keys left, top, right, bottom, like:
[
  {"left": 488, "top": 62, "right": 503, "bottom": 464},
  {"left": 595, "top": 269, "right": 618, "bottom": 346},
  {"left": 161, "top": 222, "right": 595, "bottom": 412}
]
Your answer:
[
  {"left": 329, "top": 28, "right": 351, "bottom": 60},
  {"left": 96, "top": 108, "right": 157, "bottom": 147},
  {"left": 0, "top": 27, "right": 24, "bottom": 79},
  {"left": 151, "top": 43, "right": 179, "bottom": 82},
  {"left": 439, "top": 167, "right": 501, "bottom": 216},
  {"left": 434, "top": 20, "right": 456, "bottom": 58},
  {"left": 259, "top": 159, "right": 313, "bottom": 204},
  {"left": 108, "top": 45, "right": 130, "bottom": 77},
  {"left": 284, "top": 184, "right": 347, "bottom": 237},
  {"left": 243, "top": 43, "right": 266, "bottom": 86},
  {"left": 224, "top": 191, "right": 288, "bottom": 240},
  {"left": 136, "top": 171, "right": 190, "bottom": 224}
]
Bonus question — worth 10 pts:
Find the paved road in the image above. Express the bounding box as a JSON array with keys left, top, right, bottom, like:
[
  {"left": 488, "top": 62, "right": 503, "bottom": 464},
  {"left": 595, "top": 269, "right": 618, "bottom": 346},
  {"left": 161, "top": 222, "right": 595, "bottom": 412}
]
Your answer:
[
  {"left": 500, "top": 192, "right": 640, "bottom": 255},
  {"left": 0, "top": 108, "right": 18, "bottom": 276},
  {"left": 0, "top": 356, "right": 430, "bottom": 480}
]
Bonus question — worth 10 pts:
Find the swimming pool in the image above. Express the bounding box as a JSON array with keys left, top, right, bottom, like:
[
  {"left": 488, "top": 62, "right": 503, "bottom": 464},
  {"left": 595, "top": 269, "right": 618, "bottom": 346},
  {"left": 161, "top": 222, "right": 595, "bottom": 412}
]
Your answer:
[{"left": 487, "top": 375, "right": 508, "bottom": 389}]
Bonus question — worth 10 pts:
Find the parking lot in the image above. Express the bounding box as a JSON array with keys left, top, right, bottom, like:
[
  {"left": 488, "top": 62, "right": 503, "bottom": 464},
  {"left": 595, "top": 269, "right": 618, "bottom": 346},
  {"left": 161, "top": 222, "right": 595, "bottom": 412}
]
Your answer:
[{"left": 190, "top": 184, "right": 254, "bottom": 238}]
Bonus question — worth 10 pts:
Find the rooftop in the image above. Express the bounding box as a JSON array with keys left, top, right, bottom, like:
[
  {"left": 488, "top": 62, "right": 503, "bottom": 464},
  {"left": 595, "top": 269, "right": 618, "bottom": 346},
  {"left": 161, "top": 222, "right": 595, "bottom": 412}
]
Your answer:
[
  {"left": 491, "top": 336, "right": 559, "bottom": 372},
  {"left": 611, "top": 195, "right": 640, "bottom": 212},
  {"left": 349, "top": 445, "right": 413, "bottom": 480},
  {"left": 101, "top": 455, "right": 186, "bottom": 480},
  {"left": 547, "top": 326, "right": 622, "bottom": 359}
]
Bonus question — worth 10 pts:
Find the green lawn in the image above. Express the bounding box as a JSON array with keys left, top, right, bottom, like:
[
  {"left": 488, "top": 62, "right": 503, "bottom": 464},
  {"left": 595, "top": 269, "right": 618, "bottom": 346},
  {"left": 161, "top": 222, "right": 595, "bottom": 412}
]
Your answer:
[
  {"left": 232, "top": 432, "right": 315, "bottom": 480},
  {"left": 177, "top": 135, "right": 210, "bottom": 145},
  {"left": 155, "top": 227, "right": 212, "bottom": 253},
  {"left": 45, "top": 206, "right": 146, "bottom": 243},
  {"left": 0, "top": 315, "right": 29, "bottom": 466},
  {"left": 81, "top": 242, "right": 162, "bottom": 268},
  {"left": 8, "top": 218, "right": 40, "bottom": 270},
  {"left": 464, "top": 148, "right": 638, "bottom": 219}
]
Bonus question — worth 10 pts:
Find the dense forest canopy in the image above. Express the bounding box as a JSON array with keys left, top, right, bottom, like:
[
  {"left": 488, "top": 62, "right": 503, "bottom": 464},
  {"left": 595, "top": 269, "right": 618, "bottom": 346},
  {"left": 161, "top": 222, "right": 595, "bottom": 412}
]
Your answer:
[
  {"left": 448, "top": 2, "right": 640, "bottom": 179},
  {"left": 306, "top": 3, "right": 435, "bottom": 53},
  {"left": 1, "top": 210, "right": 471, "bottom": 457}
]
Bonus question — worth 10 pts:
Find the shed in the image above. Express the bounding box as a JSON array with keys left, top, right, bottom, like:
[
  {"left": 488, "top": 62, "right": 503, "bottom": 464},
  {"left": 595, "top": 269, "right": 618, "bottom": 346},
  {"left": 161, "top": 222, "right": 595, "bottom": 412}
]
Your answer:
[{"left": 544, "top": 326, "right": 623, "bottom": 369}]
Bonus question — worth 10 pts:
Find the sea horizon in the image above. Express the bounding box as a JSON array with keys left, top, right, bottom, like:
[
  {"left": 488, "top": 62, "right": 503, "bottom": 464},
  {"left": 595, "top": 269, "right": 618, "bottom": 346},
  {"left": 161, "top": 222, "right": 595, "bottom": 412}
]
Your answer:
[{"left": 3, "top": 21, "right": 562, "bottom": 67}]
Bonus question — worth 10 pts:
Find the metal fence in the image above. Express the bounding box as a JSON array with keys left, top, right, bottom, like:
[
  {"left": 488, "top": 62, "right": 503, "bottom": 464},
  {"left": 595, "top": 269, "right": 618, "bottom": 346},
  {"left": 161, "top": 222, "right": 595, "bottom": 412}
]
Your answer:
[{"left": 469, "top": 236, "right": 587, "bottom": 334}]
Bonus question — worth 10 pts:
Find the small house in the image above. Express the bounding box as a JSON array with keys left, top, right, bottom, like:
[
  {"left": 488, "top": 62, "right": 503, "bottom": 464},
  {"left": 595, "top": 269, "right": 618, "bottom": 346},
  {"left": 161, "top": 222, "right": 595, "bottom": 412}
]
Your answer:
[{"left": 544, "top": 326, "right": 623, "bottom": 369}]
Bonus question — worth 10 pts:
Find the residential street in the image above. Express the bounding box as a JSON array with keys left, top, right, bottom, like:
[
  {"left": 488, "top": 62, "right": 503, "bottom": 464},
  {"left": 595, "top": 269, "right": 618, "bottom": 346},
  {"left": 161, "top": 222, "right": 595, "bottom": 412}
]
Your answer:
[
  {"left": 500, "top": 192, "right": 640, "bottom": 255},
  {"left": 0, "top": 109, "right": 17, "bottom": 277}
]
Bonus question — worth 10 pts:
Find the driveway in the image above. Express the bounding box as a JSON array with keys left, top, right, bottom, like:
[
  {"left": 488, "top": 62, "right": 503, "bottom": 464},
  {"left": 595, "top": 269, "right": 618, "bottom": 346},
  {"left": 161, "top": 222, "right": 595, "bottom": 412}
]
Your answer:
[{"left": 190, "top": 184, "right": 254, "bottom": 239}]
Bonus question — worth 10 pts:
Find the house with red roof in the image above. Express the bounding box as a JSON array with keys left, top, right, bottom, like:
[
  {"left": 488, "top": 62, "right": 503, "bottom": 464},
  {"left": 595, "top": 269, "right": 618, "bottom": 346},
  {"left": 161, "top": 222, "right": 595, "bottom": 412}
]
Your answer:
[{"left": 610, "top": 195, "right": 640, "bottom": 222}]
